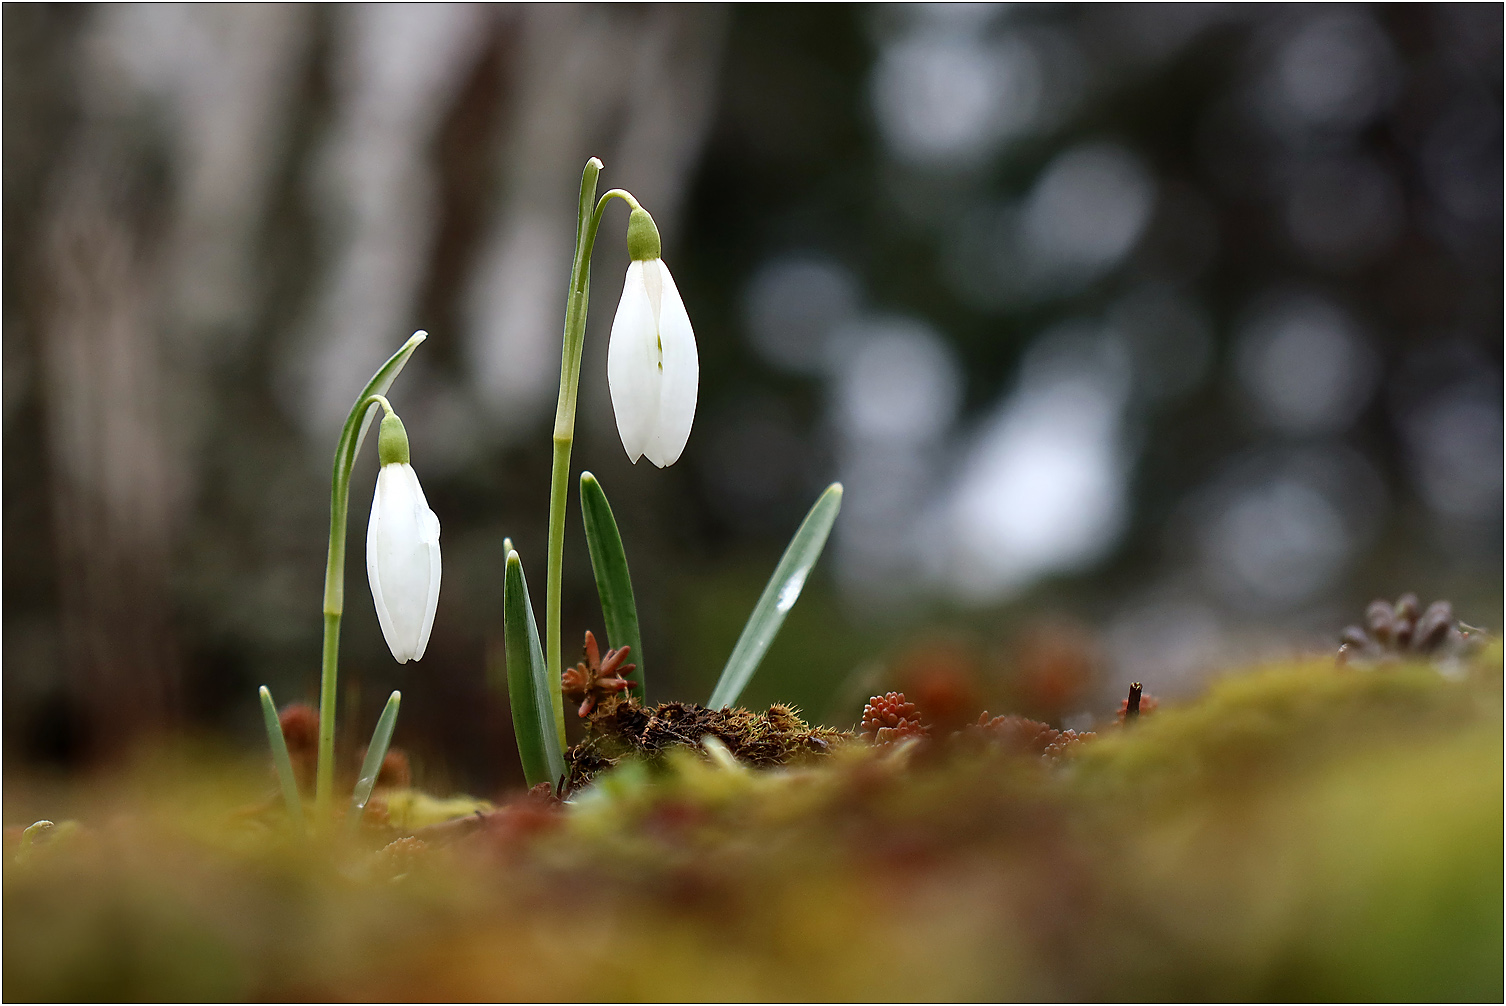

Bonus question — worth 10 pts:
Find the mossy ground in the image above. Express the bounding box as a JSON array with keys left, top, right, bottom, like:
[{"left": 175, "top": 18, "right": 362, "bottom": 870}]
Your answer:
[
  {"left": 565, "top": 699, "right": 848, "bottom": 791},
  {"left": 5, "top": 649, "right": 1501, "bottom": 1001}
]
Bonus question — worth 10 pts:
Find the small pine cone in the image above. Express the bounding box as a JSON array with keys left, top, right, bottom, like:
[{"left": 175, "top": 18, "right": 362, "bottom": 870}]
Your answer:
[
  {"left": 1366, "top": 599, "right": 1397, "bottom": 646},
  {"left": 1392, "top": 593, "right": 1421, "bottom": 646},
  {"left": 1339, "top": 594, "right": 1478, "bottom": 663},
  {"left": 974, "top": 712, "right": 1059, "bottom": 754},
  {"left": 1412, "top": 600, "right": 1454, "bottom": 653},
  {"left": 861, "top": 691, "right": 929, "bottom": 744}
]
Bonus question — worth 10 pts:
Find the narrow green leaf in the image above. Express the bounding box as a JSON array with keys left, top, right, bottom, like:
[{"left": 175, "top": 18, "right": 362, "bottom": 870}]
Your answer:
[
  {"left": 258, "top": 686, "right": 304, "bottom": 831},
  {"left": 348, "top": 330, "right": 426, "bottom": 463},
  {"left": 482, "top": 537, "right": 519, "bottom": 696},
  {"left": 348, "top": 690, "right": 401, "bottom": 832},
  {"left": 708, "top": 483, "right": 844, "bottom": 710},
  {"left": 580, "top": 472, "right": 645, "bottom": 701},
  {"left": 504, "top": 550, "right": 567, "bottom": 792}
]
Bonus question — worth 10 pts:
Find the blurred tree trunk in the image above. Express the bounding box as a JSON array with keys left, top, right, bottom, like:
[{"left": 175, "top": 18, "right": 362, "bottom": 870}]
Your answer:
[
  {"left": 7, "top": 2, "right": 729, "bottom": 775},
  {"left": 39, "top": 126, "right": 181, "bottom": 759}
]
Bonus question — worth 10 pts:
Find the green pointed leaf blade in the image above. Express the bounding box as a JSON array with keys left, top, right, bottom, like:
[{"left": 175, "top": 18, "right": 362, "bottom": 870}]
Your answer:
[
  {"left": 504, "top": 550, "right": 567, "bottom": 792},
  {"left": 482, "top": 537, "right": 519, "bottom": 697},
  {"left": 347, "top": 330, "right": 427, "bottom": 462},
  {"left": 347, "top": 691, "right": 402, "bottom": 832},
  {"left": 580, "top": 472, "right": 645, "bottom": 701},
  {"left": 258, "top": 686, "right": 304, "bottom": 831},
  {"left": 708, "top": 483, "right": 843, "bottom": 710}
]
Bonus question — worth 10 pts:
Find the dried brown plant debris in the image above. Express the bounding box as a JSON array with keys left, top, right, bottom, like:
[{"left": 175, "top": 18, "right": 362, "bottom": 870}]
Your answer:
[
  {"left": 1117, "top": 683, "right": 1158, "bottom": 723},
  {"left": 565, "top": 699, "right": 845, "bottom": 790},
  {"left": 860, "top": 692, "right": 929, "bottom": 744}
]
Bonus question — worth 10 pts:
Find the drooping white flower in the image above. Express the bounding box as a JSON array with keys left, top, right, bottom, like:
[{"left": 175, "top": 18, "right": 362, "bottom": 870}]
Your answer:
[
  {"left": 366, "top": 413, "right": 441, "bottom": 663},
  {"left": 607, "top": 208, "right": 698, "bottom": 467}
]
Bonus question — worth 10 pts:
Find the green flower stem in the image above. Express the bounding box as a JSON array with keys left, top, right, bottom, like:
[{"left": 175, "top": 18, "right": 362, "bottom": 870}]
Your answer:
[
  {"left": 543, "top": 160, "right": 643, "bottom": 749},
  {"left": 318, "top": 393, "right": 396, "bottom": 817},
  {"left": 315, "top": 334, "right": 423, "bottom": 823}
]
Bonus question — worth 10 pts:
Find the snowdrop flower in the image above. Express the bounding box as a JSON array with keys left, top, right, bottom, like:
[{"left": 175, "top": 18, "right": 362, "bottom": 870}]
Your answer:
[
  {"left": 366, "top": 409, "right": 441, "bottom": 663},
  {"left": 607, "top": 207, "right": 699, "bottom": 467}
]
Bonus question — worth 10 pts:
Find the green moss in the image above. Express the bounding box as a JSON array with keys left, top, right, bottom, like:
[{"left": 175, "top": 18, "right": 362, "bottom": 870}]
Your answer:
[{"left": 565, "top": 699, "right": 849, "bottom": 790}]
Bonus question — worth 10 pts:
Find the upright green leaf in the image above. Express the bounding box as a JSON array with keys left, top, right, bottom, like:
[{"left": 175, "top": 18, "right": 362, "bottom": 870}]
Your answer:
[
  {"left": 482, "top": 538, "right": 518, "bottom": 696},
  {"left": 258, "top": 686, "right": 305, "bottom": 831},
  {"left": 580, "top": 472, "right": 644, "bottom": 701},
  {"left": 504, "top": 550, "right": 567, "bottom": 792},
  {"left": 347, "top": 690, "right": 401, "bottom": 833},
  {"left": 708, "top": 483, "right": 844, "bottom": 710}
]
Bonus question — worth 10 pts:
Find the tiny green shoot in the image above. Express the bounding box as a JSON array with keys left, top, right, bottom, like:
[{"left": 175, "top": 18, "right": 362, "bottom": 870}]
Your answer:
[
  {"left": 347, "top": 690, "right": 401, "bottom": 833},
  {"left": 504, "top": 549, "right": 567, "bottom": 792},
  {"left": 258, "top": 686, "right": 304, "bottom": 830}
]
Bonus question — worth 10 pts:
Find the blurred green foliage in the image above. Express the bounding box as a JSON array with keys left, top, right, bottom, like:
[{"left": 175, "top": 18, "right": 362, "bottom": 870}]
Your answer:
[{"left": 6, "top": 650, "right": 1499, "bottom": 1000}]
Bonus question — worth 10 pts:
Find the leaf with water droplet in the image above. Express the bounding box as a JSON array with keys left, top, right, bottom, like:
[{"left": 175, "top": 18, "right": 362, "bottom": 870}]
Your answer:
[
  {"left": 348, "top": 690, "right": 401, "bottom": 834},
  {"left": 775, "top": 568, "right": 809, "bottom": 613},
  {"left": 708, "top": 483, "right": 843, "bottom": 710}
]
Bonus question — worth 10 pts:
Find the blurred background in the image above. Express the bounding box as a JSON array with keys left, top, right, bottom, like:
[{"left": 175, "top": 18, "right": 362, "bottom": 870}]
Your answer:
[{"left": 4, "top": 3, "right": 1500, "bottom": 796}]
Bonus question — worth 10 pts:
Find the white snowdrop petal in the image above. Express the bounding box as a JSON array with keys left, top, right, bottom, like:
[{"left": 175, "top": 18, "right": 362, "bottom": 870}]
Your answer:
[
  {"left": 607, "top": 260, "right": 663, "bottom": 463},
  {"left": 367, "top": 463, "right": 442, "bottom": 663},
  {"left": 414, "top": 476, "right": 441, "bottom": 661},
  {"left": 644, "top": 260, "right": 698, "bottom": 467},
  {"left": 413, "top": 539, "right": 440, "bottom": 660},
  {"left": 366, "top": 482, "right": 400, "bottom": 658}
]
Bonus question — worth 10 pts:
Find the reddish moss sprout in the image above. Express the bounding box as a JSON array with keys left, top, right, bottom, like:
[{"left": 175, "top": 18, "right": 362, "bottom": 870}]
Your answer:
[
  {"left": 970, "top": 713, "right": 1095, "bottom": 759},
  {"left": 562, "top": 630, "right": 637, "bottom": 717},
  {"left": 860, "top": 691, "right": 929, "bottom": 744}
]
